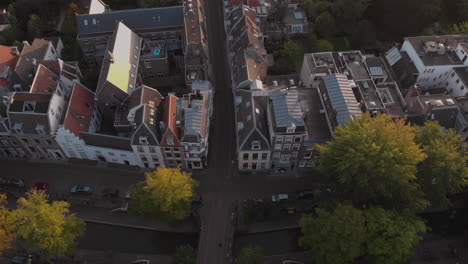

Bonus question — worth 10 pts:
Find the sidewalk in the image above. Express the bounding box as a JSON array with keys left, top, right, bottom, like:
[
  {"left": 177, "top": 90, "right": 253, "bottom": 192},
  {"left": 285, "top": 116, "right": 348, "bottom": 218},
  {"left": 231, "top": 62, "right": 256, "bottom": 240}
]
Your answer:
[
  {"left": 75, "top": 249, "right": 172, "bottom": 264},
  {"left": 237, "top": 214, "right": 301, "bottom": 234},
  {"left": 72, "top": 205, "right": 199, "bottom": 233}
]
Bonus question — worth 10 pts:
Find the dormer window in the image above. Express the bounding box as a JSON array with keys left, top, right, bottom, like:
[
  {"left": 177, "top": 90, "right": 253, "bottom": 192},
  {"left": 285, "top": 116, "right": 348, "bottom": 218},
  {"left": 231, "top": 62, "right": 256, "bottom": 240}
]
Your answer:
[
  {"left": 252, "top": 140, "right": 260, "bottom": 150},
  {"left": 139, "top": 136, "right": 149, "bottom": 145},
  {"left": 35, "top": 124, "right": 45, "bottom": 134},
  {"left": 13, "top": 123, "right": 23, "bottom": 133},
  {"left": 287, "top": 126, "right": 295, "bottom": 133},
  {"left": 167, "top": 135, "right": 174, "bottom": 145},
  {"left": 23, "top": 101, "right": 36, "bottom": 112}
]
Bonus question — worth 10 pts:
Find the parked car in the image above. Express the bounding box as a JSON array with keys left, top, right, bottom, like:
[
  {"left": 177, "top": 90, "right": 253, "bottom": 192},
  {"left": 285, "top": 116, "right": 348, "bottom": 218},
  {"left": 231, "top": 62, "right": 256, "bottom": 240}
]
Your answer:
[
  {"left": 296, "top": 190, "right": 314, "bottom": 199},
  {"left": 102, "top": 187, "right": 119, "bottom": 198},
  {"left": 11, "top": 255, "right": 32, "bottom": 264},
  {"left": 0, "top": 176, "right": 7, "bottom": 185},
  {"left": 7, "top": 178, "right": 25, "bottom": 188},
  {"left": 192, "top": 195, "right": 202, "bottom": 204},
  {"left": 33, "top": 182, "right": 50, "bottom": 191},
  {"left": 272, "top": 194, "right": 289, "bottom": 202},
  {"left": 70, "top": 185, "right": 93, "bottom": 194}
]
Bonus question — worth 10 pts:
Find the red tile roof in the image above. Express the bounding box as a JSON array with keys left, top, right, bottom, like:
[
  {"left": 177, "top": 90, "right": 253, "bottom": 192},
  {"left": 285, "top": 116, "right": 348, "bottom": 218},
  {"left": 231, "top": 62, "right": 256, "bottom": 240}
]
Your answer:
[
  {"left": 63, "top": 82, "right": 95, "bottom": 139},
  {"left": 39, "top": 60, "right": 61, "bottom": 76},
  {"left": 29, "top": 64, "right": 59, "bottom": 94},
  {"left": 161, "top": 95, "right": 181, "bottom": 146},
  {"left": 0, "top": 45, "right": 19, "bottom": 87}
]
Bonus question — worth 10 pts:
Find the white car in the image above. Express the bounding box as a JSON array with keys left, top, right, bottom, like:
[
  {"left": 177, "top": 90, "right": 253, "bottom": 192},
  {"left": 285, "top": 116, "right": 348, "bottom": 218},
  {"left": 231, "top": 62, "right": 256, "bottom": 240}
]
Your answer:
[{"left": 272, "top": 194, "right": 289, "bottom": 202}]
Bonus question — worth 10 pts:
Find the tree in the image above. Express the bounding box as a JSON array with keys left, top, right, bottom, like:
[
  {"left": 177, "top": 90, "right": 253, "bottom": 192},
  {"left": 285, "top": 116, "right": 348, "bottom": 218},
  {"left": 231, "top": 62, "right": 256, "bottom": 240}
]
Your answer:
[
  {"left": 415, "top": 122, "right": 468, "bottom": 209},
  {"left": 131, "top": 168, "right": 199, "bottom": 221},
  {"left": 236, "top": 245, "right": 263, "bottom": 264},
  {"left": 299, "top": 204, "right": 427, "bottom": 264},
  {"left": 317, "top": 114, "right": 429, "bottom": 211},
  {"left": 365, "top": 207, "right": 426, "bottom": 264},
  {"left": 26, "top": 14, "right": 42, "bottom": 41},
  {"left": 457, "top": 0, "right": 468, "bottom": 21},
  {"left": 332, "top": 0, "right": 370, "bottom": 23},
  {"left": 314, "top": 11, "right": 337, "bottom": 38},
  {"left": 316, "top": 39, "right": 334, "bottom": 52},
  {"left": 12, "top": 190, "right": 85, "bottom": 260},
  {"left": 0, "top": 194, "right": 16, "bottom": 255},
  {"left": 448, "top": 22, "right": 468, "bottom": 34},
  {"left": 299, "top": 204, "right": 366, "bottom": 264},
  {"left": 172, "top": 244, "right": 197, "bottom": 264},
  {"left": 271, "top": 40, "right": 304, "bottom": 75}
]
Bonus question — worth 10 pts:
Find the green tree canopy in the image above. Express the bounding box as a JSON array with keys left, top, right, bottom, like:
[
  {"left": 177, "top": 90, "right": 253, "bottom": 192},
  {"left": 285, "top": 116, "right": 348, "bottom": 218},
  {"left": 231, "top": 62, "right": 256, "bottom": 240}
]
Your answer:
[
  {"left": 236, "top": 245, "right": 263, "bottom": 264},
  {"left": 316, "top": 39, "right": 334, "bottom": 52},
  {"left": 365, "top": 207, "right": 426, "bottom": 264},
  {"left": 12, "top": 190, "right": 85, "bottom": 260},
  {"left": 299, "top": 204, "right": 426, "bottom": 264},
  {"left": 172, "top": 244, "right": 197, "bottom": 264},
  {"left": 26, "top": 14, "right": 42, "bottom": 41},
  {"left": 131, "top": 168, "right": 199, "bottom": 221},
  {"left": 448, "top": 22, "right": 468, "bottom": 34},
  {"left": 0, "top": 194, "right": 16, "bottom": 255},
  {"left": 299, "top": 204, "right": 366, "bottom": 264},
  {"left": 415, "top": 122, "right": 468, "bottom": 209},
  {"left": 315, "top": 11, "right": 337, "bottom": 38},
  {"left": 272, "top": 40, "right": 304, "bottom": 74},
  {"left": 317, "top": 114, "right": 429, "bottom": 211}
]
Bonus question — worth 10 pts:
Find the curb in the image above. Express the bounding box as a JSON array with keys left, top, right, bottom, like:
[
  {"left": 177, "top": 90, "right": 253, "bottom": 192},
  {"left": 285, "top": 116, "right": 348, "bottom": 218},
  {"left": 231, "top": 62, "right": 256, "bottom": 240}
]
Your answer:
[{"left": 82, "top": 218, "right": 199, "bottom": 233}]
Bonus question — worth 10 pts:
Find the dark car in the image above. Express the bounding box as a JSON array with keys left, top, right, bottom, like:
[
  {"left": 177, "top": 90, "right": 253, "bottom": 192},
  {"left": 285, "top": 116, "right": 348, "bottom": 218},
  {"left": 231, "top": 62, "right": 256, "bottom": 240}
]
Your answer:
[
  {"left": 7, "top": 178, "right": 25, "bottom": 188},
  {"left": 0, "top": 176, "right": 7, "bottom": 185},
  {"left": 33, "top": 182, "right": 50, "bottom": 191},
  {"left": 70, "top": 185, "right": 93, "bottom": 194},
  {"left": 102, "top": 187, "right": 119, "bottom": 198},
  {"left": 11, "top": 255, "right": 33, "bottom": 264},
  {"left": 296, "top": 190, "right": 314, "bottom": 199}
]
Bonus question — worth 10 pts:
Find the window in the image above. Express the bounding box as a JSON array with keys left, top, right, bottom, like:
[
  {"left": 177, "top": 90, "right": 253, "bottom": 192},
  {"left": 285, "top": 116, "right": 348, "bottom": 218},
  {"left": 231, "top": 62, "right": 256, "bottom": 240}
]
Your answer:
[
  {"left": 46, "top": 139, "right": 52, "bottom": 145},
  {"left": 304, "top": 151, "right": 312, "bottom": 159},
  {"left": 461, "top": 85, "right": 465, "bottom": 90},
  {"left": 165, "top": 148, "right": 171, "bottom": 152},
  {"left": 166, "top": 153, "right": 173, "bottom": 158},
  {"left": 294, "top": 136, "right": 301, "bottom": 143},
  {"left": 242, "top": 163, "right": 248, "bottom": 169},
  {"left": 260, "top": 162, "right": 266, "bottom": 169},
  {"left": 285, "top": 136, "right": 293, "bottom": 143},
  {"left": 274, "top": 144, "right": 282, "bottom": 151},
  {"left": 175, "top": 153, "right": 181, "bottom": 158},
  {"left": 292, "top": 144, "right": 300, "bottom": 151},
  {"left": 139, "top": 136, "right": 148, "bottom": 144},
  {"left": 144, "top": 61, "right": 151, "bottom": 68},
  {"left": 291, "top": 24, "right": 303, "bottom": 33},
  {"left": 140, "top": 155, "right": 148, "bottom": 162},
  {"left": 109, "top": 152, "right": 115, "bottom": 156},
  {"left": 137, "top": 146, "right": 144, "bottom": 152},
  {"left": 283, "top": 144, "right": 291, "bottom": 151},
  {"left": 252, "top": 140, "right": 260, "bottom": 150},
  {"left": 151, "top": 155, "right": 158, "bottom": 161},
  {"left": 451, "top": 72, "right": 455, "bottom": 78},
  {"left": 291, "top": 152, "right": 298, "bottom": 159},
  {"left": 273, "top": 152, "right": 280, "bottom": 160},
  {"left": 33, "top": 139, "right": 40, "bottom": 144},
  {"left": 83, "top": 40, "right": 89, "bottom": 45},
  {"left": 21, "top": 138, "right": 29, "bottom": 144},
  {"left": 29, "top": 146, "right": 36, "bottom": 152},
  {"left": 262, "top": 153, "right": 267, "bottom": 160},
  {"left": 149, "top": 147, "right": 156, "bottom": 153},
  {"left": 287, "top": 127, "right": 295, "bottom": 133},
  {"left": 23, "top": 101, "right": 36, "bottom": 112},
  {"left": 253, "top": 153, "right": 258, "bottom": 160},
  {"left": 243, "top": 153, "right": 249, "bottom": 160},
  {"left": 456, "top": 79, "right": 460, "bottom": 84},
  {"left": 275, "top": 137, "right": 283, "bottom": 144},
  {"left": 13, "top": 123, "right": 23, "bottom": 134}
]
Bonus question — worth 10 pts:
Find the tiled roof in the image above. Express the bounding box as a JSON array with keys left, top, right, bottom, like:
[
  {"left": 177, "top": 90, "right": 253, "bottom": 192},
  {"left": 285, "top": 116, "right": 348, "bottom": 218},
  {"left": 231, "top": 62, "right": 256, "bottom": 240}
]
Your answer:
[
  {"left": 323, "top": 74, "right": 362, "bottom": 126},
  {"left": 14, "top": 39, "right": 51, "bottom": 86},
  {"left": 227, "top": 0, "right": 261, "bottom": 8},
  {"left": 161, "top": 95, "right": 180, "bottom": 146},
  {"left": 38, "top": 60, "right": 61, "bottom": 76},
  {"left": 63, "top": 82, "right": 95, "bottom": 139},
  {"left": 76, "top": 6, "right": 184, "bottom": 37},
  {"left": 29, "top": 64, "right": 59, "bottom": 94},
  {"left": 0, "top": 45, "right": 19, "bottom": 88}
]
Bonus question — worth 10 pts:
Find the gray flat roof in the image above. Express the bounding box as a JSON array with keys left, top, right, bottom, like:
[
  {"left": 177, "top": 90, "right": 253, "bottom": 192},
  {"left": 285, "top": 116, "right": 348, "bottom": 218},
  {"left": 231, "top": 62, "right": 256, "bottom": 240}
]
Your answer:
[{"left": 76, "top": 6, "right": 184, "bottom": 37}]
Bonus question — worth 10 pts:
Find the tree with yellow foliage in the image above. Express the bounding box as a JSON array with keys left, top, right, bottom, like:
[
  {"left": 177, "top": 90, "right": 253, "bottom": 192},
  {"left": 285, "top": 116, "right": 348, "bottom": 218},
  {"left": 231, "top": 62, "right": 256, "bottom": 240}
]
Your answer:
[
  {"left": 131, "top": 168, "right": 199, "bottom": 221},
  {"left": 0, "top": 194, "right": 16, "bottom": 255},
  {"left": 12, "top": 190, "right": 85, "bottom": 260},
  {"left": 317, "top": 114, "right": 429, "bottom": 211}
]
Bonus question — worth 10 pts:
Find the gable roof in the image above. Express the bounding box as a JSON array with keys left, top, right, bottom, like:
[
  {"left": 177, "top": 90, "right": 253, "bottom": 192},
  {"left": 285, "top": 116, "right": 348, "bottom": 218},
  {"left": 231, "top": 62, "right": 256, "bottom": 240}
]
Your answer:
[
  {"left": 14, "top": 39, "right": 51, "bottom": 87},
  {"left": 63, "top": 82, "right": 95, "bottom": 139},
  {"left": 76, "top": 6, "right": 184, "bottom": 38},
  {"left": 0, "top": 45, "right": 19, "bottom": 87},
  {"left": 227, "top": 5, "right": 261, "bottom": 55},
  {"left": 9, "top": 92, "right": 51, "bottom": 113},
  {"left": 236, "top": 89, "right": 270, "bottom": 151},
  {"left": 29, "top": 64, "right": 59, "bottom": 94},
  {"left": 131, "top": 104, "right": 161, "bottom": 146},
  {"left": 181, "top": 92, "right": 210, "bottom": 143},
  {"left": 323, "top": 74, "right": 362, "bottom": 126},
  {"left": 160, "top": 95, "right": 180, "bottom": 146}
]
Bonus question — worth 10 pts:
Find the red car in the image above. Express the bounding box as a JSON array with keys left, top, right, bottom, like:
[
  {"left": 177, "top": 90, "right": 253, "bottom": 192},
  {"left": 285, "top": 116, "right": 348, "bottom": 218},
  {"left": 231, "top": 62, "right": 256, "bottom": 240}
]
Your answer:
[{"left": 33, "top": 182, "right": 50, "bottom": 191}]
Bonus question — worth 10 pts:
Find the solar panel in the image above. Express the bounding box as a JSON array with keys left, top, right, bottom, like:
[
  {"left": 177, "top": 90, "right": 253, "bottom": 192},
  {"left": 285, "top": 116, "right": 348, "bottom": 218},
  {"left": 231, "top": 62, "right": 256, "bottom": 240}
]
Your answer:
[
  {"left": 293, "top": 12, "right": 303, "bottom": 20},
  {"left": 369, "top": 67, "right": 384, "bottom": 76}
]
